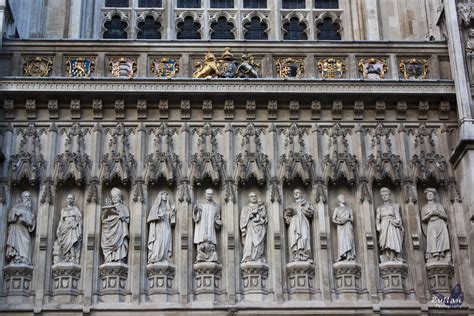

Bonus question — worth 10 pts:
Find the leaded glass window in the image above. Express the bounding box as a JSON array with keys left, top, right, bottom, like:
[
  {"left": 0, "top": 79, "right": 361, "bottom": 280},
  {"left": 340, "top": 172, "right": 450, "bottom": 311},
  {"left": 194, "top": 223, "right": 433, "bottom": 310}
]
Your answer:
[
  {"left": 243, "top": 0, "right": 266, "bottom": 8},
  {"left": 283, "top": 17, "right": 307, "bottom": 40},
  {"left": 210, "top": 17, "right": 234, "bottom": 39},
  {"left": 317, "top": 17, "right": 341, "bottom": 40},
  {"left": 210, "top": 0, "right": 233, "bottom": 8},
  {"left": 244, "top": 17, "right": 268, "bottom": 40},
  {"left": 138, "top": 0, "right": 162, "bottom": 7},
  {"left": 315, "top": 0, "right": 338, "bottom": 9},
  {"left": 137, "top": 16, "right": 161, "bottom": 39},
  {"left": 282, "top": 0, "right": 305, "bottom": 9},
  {"left": 177, "top": 16, "right": 201, "bottom": 39},
  {"left": 177, "top": 0, "right": 201, "bottom": 8},
  {"left": 103, "top": 15, "right": 128, "bottom": 39},
  {"left": 105, "top": 0, "right": 129, "bottom": 7}
]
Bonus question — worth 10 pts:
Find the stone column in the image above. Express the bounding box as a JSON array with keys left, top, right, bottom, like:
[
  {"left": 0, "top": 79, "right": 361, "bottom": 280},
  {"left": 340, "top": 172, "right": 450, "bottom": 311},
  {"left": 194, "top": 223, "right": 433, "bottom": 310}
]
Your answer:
[
  {"left": 0, "top": 0, "right": 6, "bottom": 46},
  {"left": 68, "top": 0, "right": 83, "bottom": 38},
  {"left": 363, "top": 0, "right": 381, "bottom": 40}
]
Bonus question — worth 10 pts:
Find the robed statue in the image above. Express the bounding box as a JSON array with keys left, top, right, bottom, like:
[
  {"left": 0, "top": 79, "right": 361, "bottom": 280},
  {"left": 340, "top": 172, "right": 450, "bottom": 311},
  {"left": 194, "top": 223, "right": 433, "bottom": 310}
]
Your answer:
[
  {"left": 101, "top": 188, "right": 129, "bottom": 263},
  {"left": 6, "top": 191, "right": 36, "bottom": 265},
  {"left": 193, "top": 189, "right": 222, "bottom": 262},
  {"left": 240, "top": 192, "right": 267, "bottom": 262},
  {"left": 332, "top": 194, "right": 355, "bottom": 261},
  {"left": 376, "top": 187, "right": 404, "bottom": 262},
  {"left": 147, "top": 191, "right": 176, "bottom": 264},
  {"left": 53, "top": 194, "right": 82, "bottom": 264},
  {"left": 284, "top": 189, "right": 314, "bottom": 262},
  {"left": 421, "top": 188, "right": 451, "bottom": 262}
]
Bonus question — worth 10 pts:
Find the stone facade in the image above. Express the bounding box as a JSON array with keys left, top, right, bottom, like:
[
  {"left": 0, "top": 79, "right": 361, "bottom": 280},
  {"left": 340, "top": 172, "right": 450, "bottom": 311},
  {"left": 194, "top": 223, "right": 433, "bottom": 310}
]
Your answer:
[{"left": 0, "top": 0, "right": 473, "bottom": 315}]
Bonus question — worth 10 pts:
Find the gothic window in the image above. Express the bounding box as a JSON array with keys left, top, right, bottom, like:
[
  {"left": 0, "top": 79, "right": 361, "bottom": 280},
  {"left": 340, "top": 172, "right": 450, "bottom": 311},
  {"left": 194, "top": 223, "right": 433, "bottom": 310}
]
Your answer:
[
  {"left": 177, "top": 16, "right": 201, "bottom": 39},
  {"left": 315, "top": 0, "right": 338, "bottom": 8},
  {"left": 137, "top": 16, "right": 161, "bottom": 39},
  {"left": 103, "top": 15, "right": 128, "bottom": 39},
  {"left": 210, "top": 0, "right": 233, "bottom": 8},
  {"left": 317, "top": 17, "right": 341, "bottom": 40},
  {"left": 244, "top": 16, "right": 268, "bottom": 40},
  {"left": 282, "top": 0, "right": 305, "bottom": 9},
  {"left": 283, "top": 17, "right": 307, "bottom": 40},
  {"left": 105, "top": 0, "right": 129, "bottom": 7},
  {"left": 177, "top": 0, "right": 201, "bottom": 8},
  {"left": 210, "top": 17, "right": 235, "bottom": 39},
  {"left": 138, "top": 0, "right": 162, "bottom": 7},
  {"left": 244, "top": 0, "right": 267, "bottom": 8}
]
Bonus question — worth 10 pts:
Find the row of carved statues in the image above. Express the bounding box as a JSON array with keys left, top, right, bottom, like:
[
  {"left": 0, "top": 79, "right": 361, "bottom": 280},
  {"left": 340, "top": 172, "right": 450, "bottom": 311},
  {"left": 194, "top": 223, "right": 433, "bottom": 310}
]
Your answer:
[{"left": 6, "top": 187, "right": 451, "bottom": 269}]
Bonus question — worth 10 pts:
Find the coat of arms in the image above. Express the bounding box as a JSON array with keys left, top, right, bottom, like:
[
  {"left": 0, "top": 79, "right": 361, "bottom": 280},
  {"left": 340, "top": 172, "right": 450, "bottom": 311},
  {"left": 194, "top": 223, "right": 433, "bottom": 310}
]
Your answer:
[
  {"left": 400, "top": 58, "right": 429, "bottom": 80},
  {"left": 108, "top": 57, "right": 137, "bottom": 78},
  {"left": 151, "top": 58, "right": 179, "bottom": 78},
  {"left": 317, "top": 58, "right": 345, "bottom": 79},
  {"left": 359, "top": 58, "right": 388, "bottom": 80},
  {"left": 23, "top": 56, "right": 53, "bottom": 77},
  {"left": 66, "top": 57, "right": 95, "bottom": 78}
]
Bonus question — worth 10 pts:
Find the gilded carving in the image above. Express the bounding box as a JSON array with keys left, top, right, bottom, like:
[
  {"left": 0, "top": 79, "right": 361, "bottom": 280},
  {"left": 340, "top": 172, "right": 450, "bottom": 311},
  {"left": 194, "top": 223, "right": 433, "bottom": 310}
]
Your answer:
[
  {"left": 23, "top": 56, "right": 53, "bottom": 77},
  {"left": 275, "top": 57, "right": 304, "bottom": 79},
  {"left": 151, "top": 58, "right": 179, "bottom": 78},
  {"left": 237, "top": 53, "right": 260, "bottom": 78},
  {"left": 318, "top": 58, "right": 345, "bottom": 79},
  {"left": 358, "top": 58, "right": 387, "bottom": 80},
  {"left": 193, "top": 52, "right": 220, "bottom": 78},
  {"left": 399, "top": 58, "right": 429, "bottom": 80},
  {"left": 66, "top": 57, "right": 95, "bottom": 78},
  {"left": 217, "top": 47, "right": 238, "bottom": 78},
  {"left": 108, "top": 57, "right": 137, "bottom": 78}
]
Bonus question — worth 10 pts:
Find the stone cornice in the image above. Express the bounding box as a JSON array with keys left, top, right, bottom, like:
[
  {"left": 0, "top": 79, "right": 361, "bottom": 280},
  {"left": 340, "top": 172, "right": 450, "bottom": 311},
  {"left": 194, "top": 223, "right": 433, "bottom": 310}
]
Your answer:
[{"left": 0, "top": 78, "right": 456, "bottom": 96}]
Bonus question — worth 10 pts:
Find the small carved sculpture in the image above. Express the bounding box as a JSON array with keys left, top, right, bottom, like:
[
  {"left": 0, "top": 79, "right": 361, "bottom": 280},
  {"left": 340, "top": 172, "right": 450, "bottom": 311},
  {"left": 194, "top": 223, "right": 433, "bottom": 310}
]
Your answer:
[
  {"left": 53, "top": 194, "right": 82, "bottom": 264},
  {"left": 284, "top": 189, "right": 314, "bottom": 262},
  {"left": 376, "top": 187, "right": 404, "bottom": 262},
  {"left": 318, "top": 58, "right": 345, "bottom": 79},
  {"left": 358, "top": 58, "right": 388, "bottom": 80},
  {"left": 332, "top": 194, "right": 355, "bottom": 262},
  {"left": 275, "top": 57, "right": 304, "bottom": 79},
  {"left": 421, "top": 188, "right": 451, "bottom": 263},
  {"left": 108, "top": 57, "right": 137, "bottom": 78},
  {"left": 193, "top": 52, "right": 221, "bottom": 78},
  {"left": 23, "top": 56, "right": 53, "bottom": 77},
  {"left": 240, "top": 192, "right": 267, "bottom": 262},
  {"left": 101, "top": 188, "right": 130, "bottom": 263},
  {"left": 237, "top": 54, "right": 260, "bottom": 78},
  {"left": 66, "top": 57, "right": 95, "bottom": 78},
  {"left": 6, "top": 191, "right": 36, "bottom": 265},
  {"left": 218, "top": 47, "right": 238, "bottom": 78},
  {"left": 151, "top": 58, "right": 180, "bottom": 78},
  {"left": 399, "top": 58, "right": 429, "bottom": 80},
  {"left": 147, "top": 191, "right": 176, "bottom": 264},
  {"left": 193, "top": 189, "right": 222, "bottom": 262}
]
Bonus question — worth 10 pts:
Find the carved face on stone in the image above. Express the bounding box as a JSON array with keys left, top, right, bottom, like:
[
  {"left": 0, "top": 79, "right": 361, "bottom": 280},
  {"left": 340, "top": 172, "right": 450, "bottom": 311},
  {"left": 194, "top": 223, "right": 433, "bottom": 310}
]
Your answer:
[
  {"left": 380, "top": 188, "right": 391, "bottom": 202},
  {"left": 21, "top": 191, "right": 32, "bottom": 209},
  {"left": 67, "top": 194, "right": 75, "bottom": 206},
  {"left": 293, "top": 189, "right": 302, "bottom": 200},
  {"left": 249, "top": 192, "right": 257, "bottom": 204},
  {"left": 338, "top": 194, "right": 345, "bottom": 204},
  {"left": 111, "top": 188, "right": 122, "bottom": 204},
  {"left": 161, "top": 192, "right": 169, "bottom": 201},
  {"left": 205, "top": 189, "right": 214, "bottom": 201},
  {"left": 425, "top": 188, "right": 436, "bottom": 202}
]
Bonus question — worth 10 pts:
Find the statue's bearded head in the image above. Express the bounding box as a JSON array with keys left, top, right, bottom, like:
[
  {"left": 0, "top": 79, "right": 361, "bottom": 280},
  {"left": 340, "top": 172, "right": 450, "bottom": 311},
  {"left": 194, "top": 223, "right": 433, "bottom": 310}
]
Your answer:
[{"left": 21, "top": 191, "right": 32, "bottom": 209}]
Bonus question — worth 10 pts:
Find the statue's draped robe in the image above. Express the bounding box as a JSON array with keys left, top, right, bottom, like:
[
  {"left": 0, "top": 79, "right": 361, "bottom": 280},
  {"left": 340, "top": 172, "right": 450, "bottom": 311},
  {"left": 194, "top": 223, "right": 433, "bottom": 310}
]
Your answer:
[
  {"left": 193, "top": 200, "right": 221, "bottom": 261},
  {"left": 56, "top": 206, "right": 82, "bottom": 262},
  {"left": 101, "top": 203, "right": 129, "bottom": 262},
  {"left": 6, "top": 203, "right": 35, "bottom": 264},
  {"left": 422, "top": 202, "right": 450, "bottom": 255},
  {"left": 333, "top": 205, "right": 355, "bottom": 260},
  {"left": 240, "top": 203, "right": 267, "bottom": 262},
  {"left": 376, "top": 203, "right": 404, "bottom": 255},
  {"left": 147, "top": 202, "right": 173, "bottom": 263},
  {"left": 285, "top": 199, "right": 313, "bottom": 261}
]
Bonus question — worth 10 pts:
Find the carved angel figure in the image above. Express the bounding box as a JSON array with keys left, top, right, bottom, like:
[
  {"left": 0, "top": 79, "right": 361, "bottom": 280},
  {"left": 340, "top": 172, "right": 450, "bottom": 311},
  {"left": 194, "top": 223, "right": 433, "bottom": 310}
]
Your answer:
[
  {"left": 422, "top": 188, "right": 451, "bottom": 263},
  {"left": 284, "top": 189, "right": 314, "bottom": 262},
  {"left": 147, "top": 191, "right": 176, "bottom": 263}
]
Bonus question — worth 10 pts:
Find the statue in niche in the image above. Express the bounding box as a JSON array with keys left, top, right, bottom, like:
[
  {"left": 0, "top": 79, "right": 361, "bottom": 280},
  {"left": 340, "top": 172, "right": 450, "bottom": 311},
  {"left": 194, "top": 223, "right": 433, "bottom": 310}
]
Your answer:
[
  {"left": 101, "top": 188, "right": 129, "bottom": 263},
  {"left": 147, "top": 191, "right": 176, "bottom": 264},
  {"left": 240, "top": 192, "right": 267, "bottom": 263},
  {"left": 332, "top": 194, "right": 355, "bottom": 262},
  {"left": 421, "top": 188, "right": 451, "bottom": 263},
  {"left": 284, "top": 189, "right": 314, "bottom": 262},
  {"left": 376, "top": 187, "right": 404, "bottom": 263},
  {"left": 53, "top": 194, "right": 82, "bottom": 265},
  {"left": 6, "top": 191, "right": 36, "bottom": 265},
  {"left": 193, "top": 188, "right": 222, "bottom": 262}
]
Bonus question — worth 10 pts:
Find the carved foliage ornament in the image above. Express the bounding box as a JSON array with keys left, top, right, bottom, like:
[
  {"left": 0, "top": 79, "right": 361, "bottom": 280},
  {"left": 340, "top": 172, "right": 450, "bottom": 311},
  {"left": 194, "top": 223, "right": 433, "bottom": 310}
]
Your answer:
[
  {"left": 108, "top": 57, "right": 137, "bottom": 78},
  {"left": 358, "top": 58, "right": 388, "bottom": 80},
  {"left": 318, "top": 58, "right": 345, "bottom": 79},
  {"left": 400, "top": 58, "right": 429, "bottom": 80},
  {"left": 66, "top": 57, "right": 96, "bottom": 78},
  {"left": 275, "top": 57, "right": 305, "bottom": 79},
  {"left": 23, "top": 56, "right": 53, "bottom": 77},
  {"left": 151, "top": 58, "right": 180, "bottom": 78}
]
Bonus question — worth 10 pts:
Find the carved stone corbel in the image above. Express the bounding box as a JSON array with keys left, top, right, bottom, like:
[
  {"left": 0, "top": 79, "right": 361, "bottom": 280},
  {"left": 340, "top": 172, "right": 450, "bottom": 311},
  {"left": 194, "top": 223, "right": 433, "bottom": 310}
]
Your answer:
[
  {"left": 178, "top": 180, "right": 193, "bottom": 203},
  {"left": 132, "top": 177, "right": 145, "bottom": 203},
  {"left": 224, "top": 178, "right": 237, "bottom": 203},
  {"left": 86, "top": 177, "right": 100, "bottom": 204},
  {"left": 40, "top": 177, "right": 54, "bottom": 205},
  {"left": 270, "top": 177, "right": 281, "bottom": 203}
]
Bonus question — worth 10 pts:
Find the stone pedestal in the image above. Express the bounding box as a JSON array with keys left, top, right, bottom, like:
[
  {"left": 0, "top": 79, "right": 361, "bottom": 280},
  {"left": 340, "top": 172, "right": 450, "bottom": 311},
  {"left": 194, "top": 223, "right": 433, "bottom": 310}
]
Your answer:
[
  {"left": 3, "top": 264, "right": 34, "bottom": 302},
  {"left": 426, "top": 261, "right": 454, "bottom": 296},
  {"left": 333, "top": 261, "right": 361, "bottom": 300},
  {"left": 379, "top": 261, "right": 408, "bottom": 300},
  {"left": 52, "top": 263, "right": 81, "bottom": 295},
  {"left": 193, "top": 262, "right": 222, "bottom": 301},
  {"left": 146, "top": 261, "right": 175, "bottom": 301},
  {"left": 240, "top": 261, "right": 269, "bottom": 301},
  {"left": 99, "top": 262, "right": 128, "bottom": 301},
  {"left": 287, "top": 261, "right": 315, "bottom": 300}
]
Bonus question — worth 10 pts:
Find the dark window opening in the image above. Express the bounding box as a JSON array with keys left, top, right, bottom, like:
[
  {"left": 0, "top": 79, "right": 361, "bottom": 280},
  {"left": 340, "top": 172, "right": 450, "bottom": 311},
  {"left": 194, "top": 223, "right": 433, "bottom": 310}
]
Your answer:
[
  {"left": 105, "top": 0, "right": 129, "bottom": 7},
  {"left": 243, "top": 0, "right": 266, "bottom": 8},
  {"left": 244, "top": 16, "right": 268, "bottom": 40},
  {"left": 103, "top": 15, "right": 128, "bottom": 39},
  {"left": 210, "top": 17, "right": 235, "bottom": 40},
  {"left": 283, "top": 17, "right": 307, "bottom": 40},
  {"left": 177, "top": 16, "right": 201, "bottom": 39},
  {"left": 138, "top": 0, "right": 162, "bottom": 7},
  {"left": 317, "top": 17, "right": 341, "bottom": 40},
  {"left": 137, "top": 16, "right": 161, "bottom": 39},
  {"left": 282, "top": 0, "right": 305, "bottom": 9},
  {"left": 315, "top": 0, "right": 338, "bottom": 9},
  {"left": 210, "top": 0, "right": 233, "bottom": 8},
  {"left": 177, "top": 0, "right": 201, "bottom": 8}
]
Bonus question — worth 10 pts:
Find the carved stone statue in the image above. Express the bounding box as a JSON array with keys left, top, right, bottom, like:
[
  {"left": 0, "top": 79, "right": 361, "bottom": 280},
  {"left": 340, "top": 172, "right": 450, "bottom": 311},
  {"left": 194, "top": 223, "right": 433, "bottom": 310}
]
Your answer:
[
  {"left": 6, "top": 191, "right": 36, "bottom": 265},
  {"left": 147, "top": 191, "right": 176, "bottom": 264},
  {"left": 421, "top": 188, "right": 451, "bottom": 262},
  {"left": 193, "top": 52, "right": 221, "bottom": 78},
  {"left": 101, "top": 188, "right": 129, "bottom": 263},
  {"left": 240, "top": 192, "right": 267, "bottom": 262},
  {"left": 376, "top": 187, "right": 404, "bottom": 262},
  {"left": 193, "top": 188, "right": 222, "bottom": 262},
  {"left": 332, "top": 194, "right": 355, "bottom": 262},
  {"left": 237, "top": 54, "right": 260, "bottom": 78},
  {"left": 284, "top": 189, "right": 314, "bottom": 262},
  {"left": 53, "top": 194, "right": 82, "bottom": 264}
]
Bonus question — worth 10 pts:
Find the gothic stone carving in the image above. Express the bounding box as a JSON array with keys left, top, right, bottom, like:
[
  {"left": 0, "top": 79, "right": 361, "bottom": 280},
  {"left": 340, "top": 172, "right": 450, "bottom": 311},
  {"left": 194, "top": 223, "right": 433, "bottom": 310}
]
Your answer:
[
  {"left": 108, "top": 56, "right": 137, "bottom": 78},
  {"left": 332, "top": 194, "right": 355, "bottom": 262},
  {"left": 240, "top": 192, "right": 267, "bottom": 263},
  {"left": 65, "top": 56, "right": 95, "bottom": 78},
  {"left": 51, "top": 263, "right": 81, "bottom": 295},
  {"left": 193, "top": 52, "right": 220, "bottom": 78},
  {"left": 275, "top": 57, "right": 304, "bottom": 79},
  {"left": 151, "top": 58, "right": 179, "bottom": 78},
  {"left": 53, "top": 194, "right": 82, "bottom": 265},
  {"left": 358, "top": 58, "right": 388, "bottom": 80},
  {"left": 240, "top": 261, "right": 269, "bottom": 300},
  {"left": 400, "top": 58, "right": 429, "bottom": 80},
  {"left": 318, "top": 58, "right": 346, "bottom": 79},
  {"left": 287, "top": 261, "right": 315, "bottom": 299},
  {"left": 3, "top": 264, "right": 34, "bottom": 295},
  {"left": 333, "top": 261, "right": 361, "bottom": 297},
  {"left": 23, "top": 56, "right": 53, "bottom": 77},
  {"left": 379, "top": 261, "right": 408, "bottom": 300},
  {"left": 146, "top": 262, "right": 176, "bottom": 296}
]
